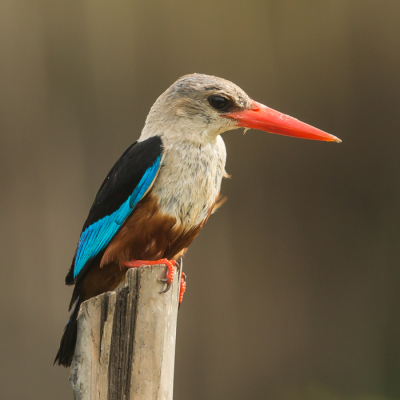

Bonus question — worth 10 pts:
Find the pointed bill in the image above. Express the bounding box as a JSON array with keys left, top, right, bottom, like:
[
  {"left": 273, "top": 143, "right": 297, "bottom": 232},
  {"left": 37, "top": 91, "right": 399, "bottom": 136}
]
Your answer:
[{"left": 223, "top": 100, "right": 341, "bottom": 143}]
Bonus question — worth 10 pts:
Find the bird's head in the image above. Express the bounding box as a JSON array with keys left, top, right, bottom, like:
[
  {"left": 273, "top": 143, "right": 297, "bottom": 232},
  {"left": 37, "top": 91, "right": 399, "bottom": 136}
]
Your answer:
[{"left": 140, "top": 74, "right": 341, "bottom": 145}]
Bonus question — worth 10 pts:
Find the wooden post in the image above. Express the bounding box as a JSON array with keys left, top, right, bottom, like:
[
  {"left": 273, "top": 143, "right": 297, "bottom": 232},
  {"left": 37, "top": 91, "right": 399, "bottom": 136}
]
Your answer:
[{"left": 69, "top": 264, "right": 181, "bottom": 400}]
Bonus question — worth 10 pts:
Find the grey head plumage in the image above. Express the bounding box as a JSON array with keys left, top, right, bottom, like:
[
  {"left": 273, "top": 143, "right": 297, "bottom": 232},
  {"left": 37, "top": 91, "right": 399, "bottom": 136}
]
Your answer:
[{"left": 140, "top": 74, "right": 254, "bottom": 144}]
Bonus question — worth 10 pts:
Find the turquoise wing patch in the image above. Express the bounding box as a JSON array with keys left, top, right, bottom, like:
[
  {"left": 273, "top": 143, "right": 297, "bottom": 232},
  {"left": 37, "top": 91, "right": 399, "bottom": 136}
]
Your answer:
[{"left": 73, "top": 155, "right": 161, "bottom": 278}]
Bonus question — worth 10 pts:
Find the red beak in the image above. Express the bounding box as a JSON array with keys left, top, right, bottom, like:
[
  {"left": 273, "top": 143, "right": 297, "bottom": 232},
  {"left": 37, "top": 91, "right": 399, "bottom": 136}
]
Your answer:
[{"left": 223, "top": 100, "right": 341, "bottom": 143}]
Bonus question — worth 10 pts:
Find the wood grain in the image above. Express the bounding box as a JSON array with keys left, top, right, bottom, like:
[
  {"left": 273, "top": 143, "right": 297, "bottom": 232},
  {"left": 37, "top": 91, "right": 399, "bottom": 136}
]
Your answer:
[{"left": 70, "top": 264, "right": 181, "bottom": 400}]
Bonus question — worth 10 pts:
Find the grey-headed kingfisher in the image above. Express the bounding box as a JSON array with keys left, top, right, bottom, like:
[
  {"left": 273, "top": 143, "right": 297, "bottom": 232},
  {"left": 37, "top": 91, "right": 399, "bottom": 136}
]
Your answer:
[{"left": 55, "top": 74, "right": 341, "bottom": 367}]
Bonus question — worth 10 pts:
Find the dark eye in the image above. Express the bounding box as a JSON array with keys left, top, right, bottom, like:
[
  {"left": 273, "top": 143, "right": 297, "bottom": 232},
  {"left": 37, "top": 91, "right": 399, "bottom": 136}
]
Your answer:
[{"left": 209, "top": 95, "right": 231, "bottom": 111}]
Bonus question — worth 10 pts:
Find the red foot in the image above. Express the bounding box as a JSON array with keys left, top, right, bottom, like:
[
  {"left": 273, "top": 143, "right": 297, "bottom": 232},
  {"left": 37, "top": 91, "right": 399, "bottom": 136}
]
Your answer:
[
  {"left": 179, "top": 272, "right": 187, "bottom": 305},
  {"left": 122, "top": 258, "right": 177, "bottom": 284}
]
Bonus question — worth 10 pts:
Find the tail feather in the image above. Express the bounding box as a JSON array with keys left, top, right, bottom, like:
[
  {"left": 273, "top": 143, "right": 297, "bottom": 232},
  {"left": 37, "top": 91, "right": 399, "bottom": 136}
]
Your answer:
[
  {"left": 54, "top": 295, "right": 83, "bottom": 367},
  {"left": 55, "top": 259, "right": 124, "bottom": 367}
]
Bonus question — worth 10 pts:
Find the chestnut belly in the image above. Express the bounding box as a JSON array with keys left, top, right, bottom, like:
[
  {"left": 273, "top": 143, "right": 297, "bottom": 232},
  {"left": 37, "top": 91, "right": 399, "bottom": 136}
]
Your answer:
[{"left": 100, "top": 193, "right": 209, "bottom": 268}]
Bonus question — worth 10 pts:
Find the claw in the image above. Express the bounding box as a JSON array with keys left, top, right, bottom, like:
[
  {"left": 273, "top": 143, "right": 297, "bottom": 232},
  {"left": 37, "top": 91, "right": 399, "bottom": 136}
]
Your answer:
[
  {"left": 159, "top": 259, "right": 175, "bottom": 293},
  {"left": 160, "top": 283, "right": 172, "bottom": 294},
  {"left": 175, "top": 257, "right": 182, "bottom": 270}
]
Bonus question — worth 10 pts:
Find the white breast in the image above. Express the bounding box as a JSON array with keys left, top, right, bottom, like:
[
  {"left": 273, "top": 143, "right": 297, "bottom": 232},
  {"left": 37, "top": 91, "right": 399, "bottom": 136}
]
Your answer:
[{"left": 151, "top": 135, "right": 227, "bottom": 230}]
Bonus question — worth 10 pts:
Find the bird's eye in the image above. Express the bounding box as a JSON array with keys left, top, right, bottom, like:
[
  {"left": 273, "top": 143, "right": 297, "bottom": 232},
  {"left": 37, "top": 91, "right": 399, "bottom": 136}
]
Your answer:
[{"left": 209, "top": 95, "right": 231, "bottom": 111}]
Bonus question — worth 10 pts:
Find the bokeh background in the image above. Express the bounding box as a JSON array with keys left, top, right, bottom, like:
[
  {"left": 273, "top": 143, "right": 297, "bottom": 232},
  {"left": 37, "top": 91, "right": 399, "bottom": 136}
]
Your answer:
[{"left": 1, "top": 1, "right": 399, "bottom": 399}]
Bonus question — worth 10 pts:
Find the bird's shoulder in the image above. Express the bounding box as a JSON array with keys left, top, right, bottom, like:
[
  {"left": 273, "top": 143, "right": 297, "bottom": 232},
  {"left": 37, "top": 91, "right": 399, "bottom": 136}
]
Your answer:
[{"left": 83, "top": 135, "right": 164, "bottom": 230}]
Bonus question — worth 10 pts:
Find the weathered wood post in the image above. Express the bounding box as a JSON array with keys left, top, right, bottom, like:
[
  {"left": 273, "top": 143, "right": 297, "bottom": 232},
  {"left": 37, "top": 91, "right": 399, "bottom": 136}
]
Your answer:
[{"left": 69, "top": 264, "right": 182, "bottom": 400}]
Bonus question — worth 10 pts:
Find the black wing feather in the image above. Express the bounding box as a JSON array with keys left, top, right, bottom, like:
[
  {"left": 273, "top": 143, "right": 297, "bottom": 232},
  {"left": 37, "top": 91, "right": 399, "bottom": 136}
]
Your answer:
[{"left": 65, "top": 136, "right": 163, "bottom": 285}]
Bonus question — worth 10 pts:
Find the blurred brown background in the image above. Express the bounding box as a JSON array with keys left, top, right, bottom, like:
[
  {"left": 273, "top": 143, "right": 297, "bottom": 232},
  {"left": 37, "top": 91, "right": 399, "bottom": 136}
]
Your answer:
[{"left": 1, "top": 1, "right": 399, "bottom": 399}]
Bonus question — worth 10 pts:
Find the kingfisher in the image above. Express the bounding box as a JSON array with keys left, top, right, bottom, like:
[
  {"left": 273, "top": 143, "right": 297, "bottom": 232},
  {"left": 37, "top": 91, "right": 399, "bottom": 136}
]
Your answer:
[{"left": 55, "top": 74, "right": 341, "bottom": 367}]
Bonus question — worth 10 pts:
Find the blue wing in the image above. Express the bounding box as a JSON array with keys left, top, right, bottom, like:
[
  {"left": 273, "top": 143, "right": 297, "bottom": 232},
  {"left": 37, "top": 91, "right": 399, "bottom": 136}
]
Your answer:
[
  {"left": 69, "top": 136, "right": 163, "bottom": 281},
  {"left": 73, "top": 156, "right": 161, "bottom": 278}
]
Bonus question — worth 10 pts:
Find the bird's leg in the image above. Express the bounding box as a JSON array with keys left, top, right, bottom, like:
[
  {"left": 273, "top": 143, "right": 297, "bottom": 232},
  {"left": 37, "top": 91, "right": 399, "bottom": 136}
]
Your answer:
[
  {"left": 121, "top": 259, "right": 177, "bottom": 293},
  {"left": 159, "top": 258, "right": 177, "bottom": 294},
  {"left": 175, "top": 257, "right": 187, "bottom": 307},
  {"left": 179, "top": 272, "right": 187, "bottom": 307}
]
